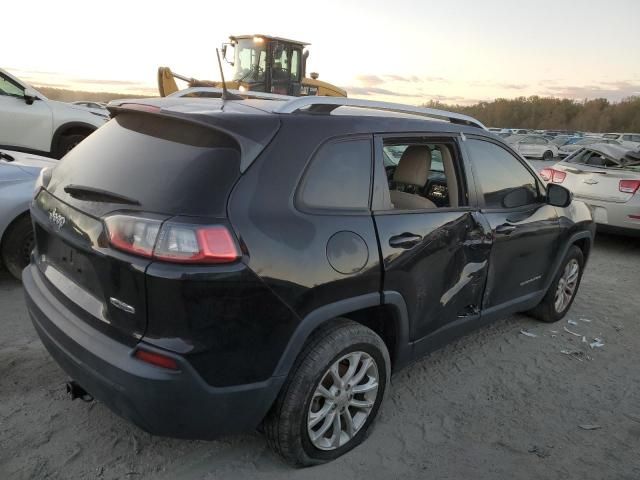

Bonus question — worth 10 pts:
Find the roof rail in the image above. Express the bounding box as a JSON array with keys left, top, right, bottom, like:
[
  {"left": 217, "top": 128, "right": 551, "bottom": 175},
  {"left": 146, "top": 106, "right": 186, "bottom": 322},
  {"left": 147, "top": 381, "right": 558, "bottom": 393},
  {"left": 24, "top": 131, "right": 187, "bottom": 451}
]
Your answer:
[
  {"left": 168, "top": 87, "right": 294, "bottom": 102},
  {"left": 273, "top": 97, "right": 487, "bottom": 129}
]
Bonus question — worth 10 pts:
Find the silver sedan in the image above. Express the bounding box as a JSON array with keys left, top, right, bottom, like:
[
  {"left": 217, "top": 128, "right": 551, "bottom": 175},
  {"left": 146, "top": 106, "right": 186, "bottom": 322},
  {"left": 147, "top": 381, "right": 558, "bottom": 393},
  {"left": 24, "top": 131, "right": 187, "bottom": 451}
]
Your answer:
[
  {"left": 504, "top": 135, "right": 559, "bottom": 160},
  {"left": 1, "top": 150, "right": 56, "bottom": 279}
]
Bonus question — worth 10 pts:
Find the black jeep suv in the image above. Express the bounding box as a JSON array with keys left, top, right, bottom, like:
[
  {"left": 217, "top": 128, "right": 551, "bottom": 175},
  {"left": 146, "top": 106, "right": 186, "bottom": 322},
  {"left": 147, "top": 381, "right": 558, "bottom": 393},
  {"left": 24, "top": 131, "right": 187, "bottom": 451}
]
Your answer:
[{"left": 23, "top": 95, "right": 595, "bottom": 466}]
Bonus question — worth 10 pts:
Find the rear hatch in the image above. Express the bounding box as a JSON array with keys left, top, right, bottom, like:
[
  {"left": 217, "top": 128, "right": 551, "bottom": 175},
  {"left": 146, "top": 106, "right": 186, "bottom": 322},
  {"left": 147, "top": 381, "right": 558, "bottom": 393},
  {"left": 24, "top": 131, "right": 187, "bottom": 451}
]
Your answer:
[{"left": 31, "top": 110, "right": 264, "bottom": 344}]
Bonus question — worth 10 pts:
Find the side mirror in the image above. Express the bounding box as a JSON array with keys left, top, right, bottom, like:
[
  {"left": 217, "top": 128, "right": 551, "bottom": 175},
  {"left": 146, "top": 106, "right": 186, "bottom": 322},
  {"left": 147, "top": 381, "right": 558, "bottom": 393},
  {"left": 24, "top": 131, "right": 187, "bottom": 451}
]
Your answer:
[
  {"left": 547, "top": 183, "right": 572, "bottom": 207},
  {"left": 221, "top": 43, "right": 234, "bottom": 65},
  {"left": 23, "top": 87, "right": 38, "bottom": 105}
]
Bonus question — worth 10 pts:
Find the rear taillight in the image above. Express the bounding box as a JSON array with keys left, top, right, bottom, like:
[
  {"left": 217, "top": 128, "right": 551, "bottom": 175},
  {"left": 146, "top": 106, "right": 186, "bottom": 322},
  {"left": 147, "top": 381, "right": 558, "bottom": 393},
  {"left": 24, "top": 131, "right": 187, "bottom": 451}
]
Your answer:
[
  {"left": 104, "top": 215, "right": 240, "bottom": 264},
  {"left": 154, "top": 224, "right": 239, "bottom": 263},
  {"left": 619, "top": 180, "right": 640, "bottom": 194},
  {"left": 540, "top": 168, "right": 566, "bottom": 183},
  {"left": 105, "top": 215, "right": 162, "bottom": 257}
]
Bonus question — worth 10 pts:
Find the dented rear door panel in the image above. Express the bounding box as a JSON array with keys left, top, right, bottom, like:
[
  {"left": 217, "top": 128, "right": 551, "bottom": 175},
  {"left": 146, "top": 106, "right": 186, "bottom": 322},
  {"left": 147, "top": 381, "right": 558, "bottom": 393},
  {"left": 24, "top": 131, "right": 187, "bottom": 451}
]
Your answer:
[{"left": 374, "top": 211, "right": 491, "bottom": 341}]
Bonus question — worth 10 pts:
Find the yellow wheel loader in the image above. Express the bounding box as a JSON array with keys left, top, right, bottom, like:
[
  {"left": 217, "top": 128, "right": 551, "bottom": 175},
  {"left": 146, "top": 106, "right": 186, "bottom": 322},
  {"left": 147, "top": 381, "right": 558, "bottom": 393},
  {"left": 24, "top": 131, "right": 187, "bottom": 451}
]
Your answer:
[{"left": 158, "top": 34, "right": 346, "bottom": 98}]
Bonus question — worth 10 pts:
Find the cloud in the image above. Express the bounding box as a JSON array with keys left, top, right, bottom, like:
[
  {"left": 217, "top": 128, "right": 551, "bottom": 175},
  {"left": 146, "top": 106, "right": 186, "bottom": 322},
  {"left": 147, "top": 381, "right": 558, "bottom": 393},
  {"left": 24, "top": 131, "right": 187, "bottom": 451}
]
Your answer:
[
  {"left": 346, "top": 86, "right": 414, "bottom": 97},
  {"left": 543, "top": 81, "right": 640, "bottom": 101},
  {"left": 355, "top": 74, "right": 385, "bottom": 87},
  {"left": 469, "top": 80, "right": 528, "bottom": 90},
  {"left": 73, "top": 78, "right": 146, "bottom": 86}
]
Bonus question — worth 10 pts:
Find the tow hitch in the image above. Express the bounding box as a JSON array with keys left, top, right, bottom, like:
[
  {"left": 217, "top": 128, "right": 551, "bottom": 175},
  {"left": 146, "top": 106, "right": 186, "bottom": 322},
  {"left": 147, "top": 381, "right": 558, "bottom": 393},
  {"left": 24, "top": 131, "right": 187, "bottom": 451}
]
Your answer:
[{"left": 66, "top": 381, "right": 94, "bottom": 402}]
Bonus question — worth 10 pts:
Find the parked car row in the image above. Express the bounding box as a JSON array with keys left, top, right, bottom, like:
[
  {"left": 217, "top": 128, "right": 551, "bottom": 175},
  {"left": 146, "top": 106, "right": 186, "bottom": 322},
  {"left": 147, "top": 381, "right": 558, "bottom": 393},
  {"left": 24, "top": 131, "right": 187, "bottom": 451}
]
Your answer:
[{"left": 489, "top": 127, "right": 640, "bottom": 153}]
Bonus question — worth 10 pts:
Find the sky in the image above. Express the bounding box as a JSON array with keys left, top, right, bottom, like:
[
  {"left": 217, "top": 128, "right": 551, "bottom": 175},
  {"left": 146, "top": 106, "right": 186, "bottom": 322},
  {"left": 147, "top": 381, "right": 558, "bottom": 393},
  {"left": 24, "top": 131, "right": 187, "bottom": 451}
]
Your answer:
[{"left": 4, "top": 0, "right": 640, "bottom": 105}]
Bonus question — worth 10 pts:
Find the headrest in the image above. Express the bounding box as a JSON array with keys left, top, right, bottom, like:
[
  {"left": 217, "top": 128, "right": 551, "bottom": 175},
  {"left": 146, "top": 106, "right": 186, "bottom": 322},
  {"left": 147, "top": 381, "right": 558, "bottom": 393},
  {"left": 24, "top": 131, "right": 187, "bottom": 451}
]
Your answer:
[{"left": 393, "top": 146, "right": 432, "bottom": 187}]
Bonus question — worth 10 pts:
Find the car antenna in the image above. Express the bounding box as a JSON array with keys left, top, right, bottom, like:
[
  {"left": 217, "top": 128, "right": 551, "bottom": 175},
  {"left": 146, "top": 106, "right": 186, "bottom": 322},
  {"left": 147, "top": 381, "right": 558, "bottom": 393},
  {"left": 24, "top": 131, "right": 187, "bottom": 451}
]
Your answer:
[{"left": 216, "top": 48, "right": 243, "bottom": 101}]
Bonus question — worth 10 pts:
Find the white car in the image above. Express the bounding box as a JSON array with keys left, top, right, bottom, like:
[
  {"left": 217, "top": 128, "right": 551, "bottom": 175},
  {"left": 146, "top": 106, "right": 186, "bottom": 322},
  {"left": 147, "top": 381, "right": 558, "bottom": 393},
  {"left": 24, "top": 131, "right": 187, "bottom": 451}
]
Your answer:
[
  {"left": 0, "top": 68, "right": 109, "bottom": 159},
  {"left": 540, "top": 144, "right": 640, "bottom": 234},
  {"left": 505, "top": 134, "right": 559, "bottom": 160},
  {"left": 602, "top": 133, "right": 640, "bottom": 150},
  {"left": 72, "top": 101, "right": 110, "bottom": 117}
]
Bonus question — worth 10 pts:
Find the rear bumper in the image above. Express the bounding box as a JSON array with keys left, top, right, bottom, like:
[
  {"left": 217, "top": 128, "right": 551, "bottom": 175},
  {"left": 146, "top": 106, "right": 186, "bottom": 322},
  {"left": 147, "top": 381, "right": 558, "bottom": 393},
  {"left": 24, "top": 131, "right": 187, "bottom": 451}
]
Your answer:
[
  {"left": 575, "top": 196, "right": 640, "bottom": 232},
  {"left": 23, "top": 263, "right": 284, "bottom": 439}
]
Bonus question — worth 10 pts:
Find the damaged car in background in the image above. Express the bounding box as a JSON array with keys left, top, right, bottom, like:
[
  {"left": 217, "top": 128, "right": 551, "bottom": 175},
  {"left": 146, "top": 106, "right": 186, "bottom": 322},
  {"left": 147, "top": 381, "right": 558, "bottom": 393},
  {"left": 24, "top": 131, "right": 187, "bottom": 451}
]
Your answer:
[{"left": 541, "top": 144, "right": 640, "bottom": 234}]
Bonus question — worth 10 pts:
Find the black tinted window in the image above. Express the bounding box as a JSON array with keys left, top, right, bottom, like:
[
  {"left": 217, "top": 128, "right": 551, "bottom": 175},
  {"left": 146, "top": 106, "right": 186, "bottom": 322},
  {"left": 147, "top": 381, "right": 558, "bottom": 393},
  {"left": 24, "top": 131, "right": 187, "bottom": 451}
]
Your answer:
[
  {"left": 48, "top": 113, "right": 241, "bottom": 217},
  {"left": 467, "top": 139, "right": 540, "bottom": 209},
  {"left": 298, "top": 139, "right": 371, "bottom": 210}
]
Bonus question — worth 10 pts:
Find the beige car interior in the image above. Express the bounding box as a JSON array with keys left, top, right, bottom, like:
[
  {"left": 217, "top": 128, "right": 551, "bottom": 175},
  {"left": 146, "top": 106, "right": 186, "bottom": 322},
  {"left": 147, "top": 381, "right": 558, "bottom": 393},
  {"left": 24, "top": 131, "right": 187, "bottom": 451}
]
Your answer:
[{"left": 388, "top": 143, "right": 459, "bottom": 210}]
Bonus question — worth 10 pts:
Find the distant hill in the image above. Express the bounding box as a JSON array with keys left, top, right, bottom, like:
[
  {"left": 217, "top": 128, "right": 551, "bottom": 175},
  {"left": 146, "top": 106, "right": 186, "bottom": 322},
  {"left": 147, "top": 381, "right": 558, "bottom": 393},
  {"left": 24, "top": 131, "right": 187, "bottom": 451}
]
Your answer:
[{"left": 34, "top": 86, "right": 153, "bottom": 103}]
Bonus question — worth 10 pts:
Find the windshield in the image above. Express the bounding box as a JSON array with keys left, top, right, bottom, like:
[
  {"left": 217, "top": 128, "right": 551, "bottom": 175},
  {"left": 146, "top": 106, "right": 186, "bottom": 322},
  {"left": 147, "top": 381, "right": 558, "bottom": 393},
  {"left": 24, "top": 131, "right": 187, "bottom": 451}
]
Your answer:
[{"left": 232, "top": 38, "right": 267, "bottom": 83}]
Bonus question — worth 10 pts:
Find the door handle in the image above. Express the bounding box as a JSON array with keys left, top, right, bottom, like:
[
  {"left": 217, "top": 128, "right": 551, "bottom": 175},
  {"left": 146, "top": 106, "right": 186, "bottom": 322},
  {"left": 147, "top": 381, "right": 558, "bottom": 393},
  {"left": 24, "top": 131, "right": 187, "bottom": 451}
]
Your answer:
[
  {"left": 389, "top": 233, "right": 423, "bottom": 249},
  {"left": 495, "top": 224, "right": 517, "bottom": 235}
]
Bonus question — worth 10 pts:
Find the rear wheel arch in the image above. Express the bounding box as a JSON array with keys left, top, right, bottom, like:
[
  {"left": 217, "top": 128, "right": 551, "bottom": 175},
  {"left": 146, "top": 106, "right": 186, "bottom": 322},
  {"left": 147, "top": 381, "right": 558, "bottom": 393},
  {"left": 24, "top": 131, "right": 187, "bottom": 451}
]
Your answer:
[
  {"left": 51, "top": 122, "right": 96, "bottom": 156},
  {"left": 273, "top": 292, "right": 410, "bottom": 378}
]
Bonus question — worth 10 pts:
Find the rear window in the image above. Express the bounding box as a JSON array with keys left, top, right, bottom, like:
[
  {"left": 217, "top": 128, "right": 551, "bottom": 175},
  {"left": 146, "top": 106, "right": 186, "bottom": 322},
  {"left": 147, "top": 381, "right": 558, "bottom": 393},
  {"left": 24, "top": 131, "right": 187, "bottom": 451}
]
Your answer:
[
  {"left": 47, "top": 113, "right": 241, "bottom": 217},
  {"left": 296, "top": 138, "right": 372, "bottom": 211}
]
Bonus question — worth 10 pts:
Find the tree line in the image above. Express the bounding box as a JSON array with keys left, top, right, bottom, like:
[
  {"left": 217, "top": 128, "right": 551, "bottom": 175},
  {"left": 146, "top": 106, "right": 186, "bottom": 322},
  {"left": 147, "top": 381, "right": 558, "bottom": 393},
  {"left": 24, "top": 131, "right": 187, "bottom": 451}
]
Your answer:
[{"left": 423, "top": 96, "right": 640, "bottom": 132}]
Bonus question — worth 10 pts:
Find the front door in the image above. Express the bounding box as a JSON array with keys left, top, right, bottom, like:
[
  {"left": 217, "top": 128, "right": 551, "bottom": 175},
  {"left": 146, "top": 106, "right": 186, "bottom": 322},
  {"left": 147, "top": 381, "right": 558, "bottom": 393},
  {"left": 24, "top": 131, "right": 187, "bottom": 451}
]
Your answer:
[
  {"left": 463, "top": 137, "right": 561, "bottom": 308},
  {"left": 0, "top": 72, "right": 52, "bottom": 152},
  {"left": 372, "top": 135, "right": 491, "bottom": 343}
]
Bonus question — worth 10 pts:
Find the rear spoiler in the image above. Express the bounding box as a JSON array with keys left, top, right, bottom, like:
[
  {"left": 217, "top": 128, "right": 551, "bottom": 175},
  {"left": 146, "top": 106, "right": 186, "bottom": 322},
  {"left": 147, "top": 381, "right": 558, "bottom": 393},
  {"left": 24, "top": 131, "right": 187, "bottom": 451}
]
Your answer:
[{"left": 107, "top": 101, "right": 280, "bottom": 173}]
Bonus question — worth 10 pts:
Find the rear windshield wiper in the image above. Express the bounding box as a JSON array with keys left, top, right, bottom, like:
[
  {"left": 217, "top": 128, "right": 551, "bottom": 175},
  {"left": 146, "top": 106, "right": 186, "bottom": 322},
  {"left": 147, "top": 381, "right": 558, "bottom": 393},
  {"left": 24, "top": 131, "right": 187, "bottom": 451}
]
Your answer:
[
  {"left": 63, "top": 185, "right": 140, "bottom": 205},
  {"left": 0, "top": 151, "right": 15, "bottom": 162}
]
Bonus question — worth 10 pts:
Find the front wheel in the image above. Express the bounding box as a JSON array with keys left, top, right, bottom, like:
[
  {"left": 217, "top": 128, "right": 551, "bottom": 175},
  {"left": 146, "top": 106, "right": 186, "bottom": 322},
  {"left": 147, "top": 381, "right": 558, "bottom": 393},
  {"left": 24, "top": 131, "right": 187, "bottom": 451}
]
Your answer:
[
  {"left": 542, "top": 150, "right": 554, "bottom": 161},
  {"left": 528, "top": 245, "right": 584, "bottom": 322},
  {"left": 264, "top": 319, "right": 390, "bottom": 467}
]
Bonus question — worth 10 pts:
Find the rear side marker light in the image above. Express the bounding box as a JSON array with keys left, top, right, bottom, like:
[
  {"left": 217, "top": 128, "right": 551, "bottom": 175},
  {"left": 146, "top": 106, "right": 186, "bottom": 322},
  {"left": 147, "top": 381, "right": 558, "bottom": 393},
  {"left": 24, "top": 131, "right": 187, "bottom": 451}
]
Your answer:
[
  {"left": 629, "top": 214, "right": 640, "bottom": 220},
  {"left": 540, "top": 168, "right": 566, "bottom": 183},
  {"left": 134, "top": 349, "right": 179, "bottom": 370},
  {"left": 619, "top": 180, "right": 640, "bottom": 194},
  {"left": 104, "top": 215, "right": 240, "bottom": 264}
]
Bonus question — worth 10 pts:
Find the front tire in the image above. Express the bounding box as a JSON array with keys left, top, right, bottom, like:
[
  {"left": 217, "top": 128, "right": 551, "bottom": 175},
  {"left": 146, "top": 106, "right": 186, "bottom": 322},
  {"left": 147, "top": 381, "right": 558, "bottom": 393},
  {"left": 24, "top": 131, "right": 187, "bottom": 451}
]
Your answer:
[
  {"left": 528, "top": 245, "right": 584, "bottom": 323},
  {"left": 542, "top": 150, "right": 554, "bottom": 161},
  {"left": 1, "top": 215, "right": 34, "bottom": 281},
  {"left": 264, "top": 319, "right": 390, "bottom": 467}
]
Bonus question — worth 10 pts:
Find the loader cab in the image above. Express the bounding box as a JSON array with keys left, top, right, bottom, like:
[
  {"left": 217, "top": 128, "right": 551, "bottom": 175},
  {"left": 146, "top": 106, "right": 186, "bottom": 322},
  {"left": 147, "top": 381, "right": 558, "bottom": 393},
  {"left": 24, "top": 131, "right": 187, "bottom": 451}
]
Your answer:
[{"left": 226, "top": 35, "right": 305, "bottom": 96}]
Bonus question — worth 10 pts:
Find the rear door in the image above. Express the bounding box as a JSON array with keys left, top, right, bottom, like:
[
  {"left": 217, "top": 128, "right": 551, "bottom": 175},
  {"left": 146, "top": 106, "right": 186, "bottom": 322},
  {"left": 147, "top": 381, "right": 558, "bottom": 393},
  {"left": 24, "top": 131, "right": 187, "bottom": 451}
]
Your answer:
[
  {"left": 31, "top": 112, "right": 246, "bottom": 344},
  {"left": 372, "top": 134, "right": 491, "bottom": 344},
  {"left": 463, "top": 137, "right": 560, "bottom": 308}
]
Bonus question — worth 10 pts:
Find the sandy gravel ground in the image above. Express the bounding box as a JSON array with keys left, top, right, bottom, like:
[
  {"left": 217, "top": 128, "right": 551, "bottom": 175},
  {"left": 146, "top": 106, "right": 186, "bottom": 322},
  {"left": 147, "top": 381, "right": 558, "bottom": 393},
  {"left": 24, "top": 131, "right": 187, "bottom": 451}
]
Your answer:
[{"left": 1, "top": 232, "right": 639, "bottom": 479}]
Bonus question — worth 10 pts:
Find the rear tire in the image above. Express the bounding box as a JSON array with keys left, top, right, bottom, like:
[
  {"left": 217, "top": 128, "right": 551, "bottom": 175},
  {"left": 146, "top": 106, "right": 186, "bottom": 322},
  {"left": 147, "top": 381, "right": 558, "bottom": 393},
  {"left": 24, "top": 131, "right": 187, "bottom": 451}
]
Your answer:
[
  {"left": 264, "top": 319, "right": 390, "bottom": 467},
  {"left": 55, "top": 133, "right": 88, "bottom": 159},
  {"left": 542, "top": 150, "right": 554, "bottom": 161},
  {"left": 528, "top": 245, "right": 584, "bottom": 323},
  {"left": 1, "top": 215, "right": 34, "bottom": 281}
]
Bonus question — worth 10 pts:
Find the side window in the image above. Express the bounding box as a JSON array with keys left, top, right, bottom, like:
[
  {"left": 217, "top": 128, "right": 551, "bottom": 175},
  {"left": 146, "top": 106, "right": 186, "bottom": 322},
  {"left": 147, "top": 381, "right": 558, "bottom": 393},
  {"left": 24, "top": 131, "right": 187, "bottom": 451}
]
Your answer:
[
  {"left": 622, "top": 135, "right": 631, "bottom": 141},
  {"left": 297, "top": 138, "right": 371, "bottom": 211},
  {"left": 467, "top": 139, "right": 541, "bottom": 209},
  {"left": 0, "top": 74, "right": 24, "bottom": 98},
  {"left": 381, "top": 141, "right": 463, "bottom": 210},
  {"left": 632, "top": 135, "right": 640, "bottom": 142},
  {"left": 291, "top": 49, "right": 301, "bottom": 82}
]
